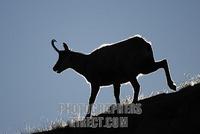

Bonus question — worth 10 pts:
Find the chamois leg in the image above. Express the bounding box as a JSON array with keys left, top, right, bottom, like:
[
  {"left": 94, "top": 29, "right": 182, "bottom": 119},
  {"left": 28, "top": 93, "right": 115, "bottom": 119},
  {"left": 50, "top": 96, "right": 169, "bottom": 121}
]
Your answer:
[
  {"left": 130, "top": 79, "right": 140, "bottom": 103},
  {"left": 113, "top": 83, "right": 121, "bottom": 104},
  {"left": 151, "top": 59, "right": 176, "bottom": 91},
  {"left": 86, "top": 84, "right": 100, "bottom": 117}
]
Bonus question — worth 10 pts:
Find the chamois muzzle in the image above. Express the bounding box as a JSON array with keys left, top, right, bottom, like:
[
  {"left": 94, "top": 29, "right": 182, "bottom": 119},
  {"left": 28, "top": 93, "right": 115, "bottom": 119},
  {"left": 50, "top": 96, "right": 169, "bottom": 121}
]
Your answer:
[{"left": 53, "top": 66, "right": 61, "bottom": 73}]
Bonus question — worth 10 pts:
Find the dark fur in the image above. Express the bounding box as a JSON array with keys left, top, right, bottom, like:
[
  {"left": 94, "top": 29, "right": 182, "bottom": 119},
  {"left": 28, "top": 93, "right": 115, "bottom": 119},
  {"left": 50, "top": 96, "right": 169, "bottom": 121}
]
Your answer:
[{"left": 52, "top": 36, "right": 176, "bottom": 117}]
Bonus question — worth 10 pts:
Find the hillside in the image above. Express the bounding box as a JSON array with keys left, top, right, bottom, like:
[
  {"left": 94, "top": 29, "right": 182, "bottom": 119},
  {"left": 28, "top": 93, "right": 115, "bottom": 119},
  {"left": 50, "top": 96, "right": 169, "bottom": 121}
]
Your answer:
[{"left": 34, "top": 83, "right": 200, "bottom": 134}]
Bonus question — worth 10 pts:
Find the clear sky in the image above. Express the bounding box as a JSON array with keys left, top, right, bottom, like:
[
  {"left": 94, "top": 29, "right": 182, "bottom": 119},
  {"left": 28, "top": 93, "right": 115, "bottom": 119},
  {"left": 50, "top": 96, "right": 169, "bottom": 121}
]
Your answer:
[{"left": 0, "top": 0, "right": 200, "bottom": 133}]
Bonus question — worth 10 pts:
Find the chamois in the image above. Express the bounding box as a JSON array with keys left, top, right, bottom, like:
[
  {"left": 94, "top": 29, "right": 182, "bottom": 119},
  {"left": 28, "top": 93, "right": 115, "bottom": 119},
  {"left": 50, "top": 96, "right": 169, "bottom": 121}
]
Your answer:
[{"left": 51, "top": 35, "right": 176, "bottom": 117}]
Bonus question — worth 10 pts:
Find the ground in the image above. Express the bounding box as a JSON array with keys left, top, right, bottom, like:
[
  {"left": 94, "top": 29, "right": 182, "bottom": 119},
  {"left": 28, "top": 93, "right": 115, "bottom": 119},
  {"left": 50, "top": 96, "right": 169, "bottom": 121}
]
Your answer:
[{"left": 33, "top": 82, "right": 200, "bottom": 134}]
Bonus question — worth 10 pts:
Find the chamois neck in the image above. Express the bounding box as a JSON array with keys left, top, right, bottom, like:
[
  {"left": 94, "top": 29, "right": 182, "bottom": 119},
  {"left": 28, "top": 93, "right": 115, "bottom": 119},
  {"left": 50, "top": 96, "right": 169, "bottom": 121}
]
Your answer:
[{"left": 69, "top": 51, "right": 88, "bottom": 77}]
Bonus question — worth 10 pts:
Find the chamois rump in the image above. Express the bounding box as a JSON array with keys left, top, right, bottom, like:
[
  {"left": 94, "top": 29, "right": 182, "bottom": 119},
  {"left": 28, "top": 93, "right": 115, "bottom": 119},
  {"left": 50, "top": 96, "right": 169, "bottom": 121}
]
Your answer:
[{"left": 51, "top": 35, "right": 176, "bottom": 117}]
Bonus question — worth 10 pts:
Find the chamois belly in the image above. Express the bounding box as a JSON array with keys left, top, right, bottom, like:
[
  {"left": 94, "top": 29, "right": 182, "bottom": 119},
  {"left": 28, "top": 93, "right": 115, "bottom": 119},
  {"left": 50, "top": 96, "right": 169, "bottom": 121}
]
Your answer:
[
  {"left": 97, "top": 74, "right": 132, "bottom": 86},
  {"left": 91, "top": 64, "right": 139, "bottom": 86}
]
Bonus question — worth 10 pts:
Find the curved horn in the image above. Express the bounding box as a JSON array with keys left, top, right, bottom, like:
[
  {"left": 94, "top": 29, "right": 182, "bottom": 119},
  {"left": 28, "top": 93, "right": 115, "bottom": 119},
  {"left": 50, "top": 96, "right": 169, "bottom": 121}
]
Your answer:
[{"left": 51, "top": 39, "right": 59, "bottom": 53}]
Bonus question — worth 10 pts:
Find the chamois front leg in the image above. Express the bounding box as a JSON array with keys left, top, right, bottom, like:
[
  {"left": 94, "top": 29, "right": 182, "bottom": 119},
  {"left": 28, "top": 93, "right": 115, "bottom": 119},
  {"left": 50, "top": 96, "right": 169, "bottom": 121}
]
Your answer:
[
  {"left": 85, "top": 83, "right": 100, "bottom": 118},
  {"left": 113, "top": 83, "right": 121, "bottom": 104}
]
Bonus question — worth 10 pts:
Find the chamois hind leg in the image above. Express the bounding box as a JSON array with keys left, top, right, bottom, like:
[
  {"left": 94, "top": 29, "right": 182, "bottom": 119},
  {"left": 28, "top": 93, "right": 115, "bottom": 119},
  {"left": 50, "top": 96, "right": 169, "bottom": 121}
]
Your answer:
[
  {"left": 147, "top": 59, "right": 176, "bottom": 91},
  {"left": 86, "top": 84, "right": 100, "bottom": 117},
  {"left": 113, "top": 83, "right": 121, "bottom": 104},
  {"left": 130, "top": 79, "right": 140, "bottom": 103}
]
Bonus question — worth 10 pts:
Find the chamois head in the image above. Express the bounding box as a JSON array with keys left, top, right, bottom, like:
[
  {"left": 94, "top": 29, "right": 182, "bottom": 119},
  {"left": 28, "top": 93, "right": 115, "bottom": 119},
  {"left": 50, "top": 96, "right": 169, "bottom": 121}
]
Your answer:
[{"left": 52, "top": 39, "right": 71, "bottom": 73}]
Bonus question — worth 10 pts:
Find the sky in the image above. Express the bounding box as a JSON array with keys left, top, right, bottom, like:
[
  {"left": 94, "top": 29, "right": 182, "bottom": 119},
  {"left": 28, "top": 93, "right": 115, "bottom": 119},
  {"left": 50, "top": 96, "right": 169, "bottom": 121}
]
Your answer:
[{"left": 0, "top": 0, "right": 200, "bottom": 133}]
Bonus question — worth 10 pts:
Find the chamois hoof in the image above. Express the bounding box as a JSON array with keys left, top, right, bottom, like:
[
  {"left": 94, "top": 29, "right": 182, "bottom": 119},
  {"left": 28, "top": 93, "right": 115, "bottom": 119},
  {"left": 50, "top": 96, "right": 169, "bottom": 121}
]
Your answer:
[
  {"left": 169, "top": 82, "right": 176, "bottom": 91},
  {"left": 85, "top": 113, "right": 91, "bottom": 118},
  {"left": 132, "top": 99, "right": 138, "bottom": 104}
]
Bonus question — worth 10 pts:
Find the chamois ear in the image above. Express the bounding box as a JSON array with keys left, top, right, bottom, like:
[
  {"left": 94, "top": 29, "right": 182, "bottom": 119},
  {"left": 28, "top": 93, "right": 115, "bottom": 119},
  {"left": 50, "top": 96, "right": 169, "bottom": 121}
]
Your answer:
[{"left": 63, "top": 42, "right": 69, "bottom": 51}]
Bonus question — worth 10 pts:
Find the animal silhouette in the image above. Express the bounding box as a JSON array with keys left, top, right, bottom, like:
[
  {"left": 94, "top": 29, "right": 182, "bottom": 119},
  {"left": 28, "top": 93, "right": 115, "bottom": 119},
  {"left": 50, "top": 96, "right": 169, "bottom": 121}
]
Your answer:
[{"left": 52, "top": 35, "right": 176, "bottom": 117}]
